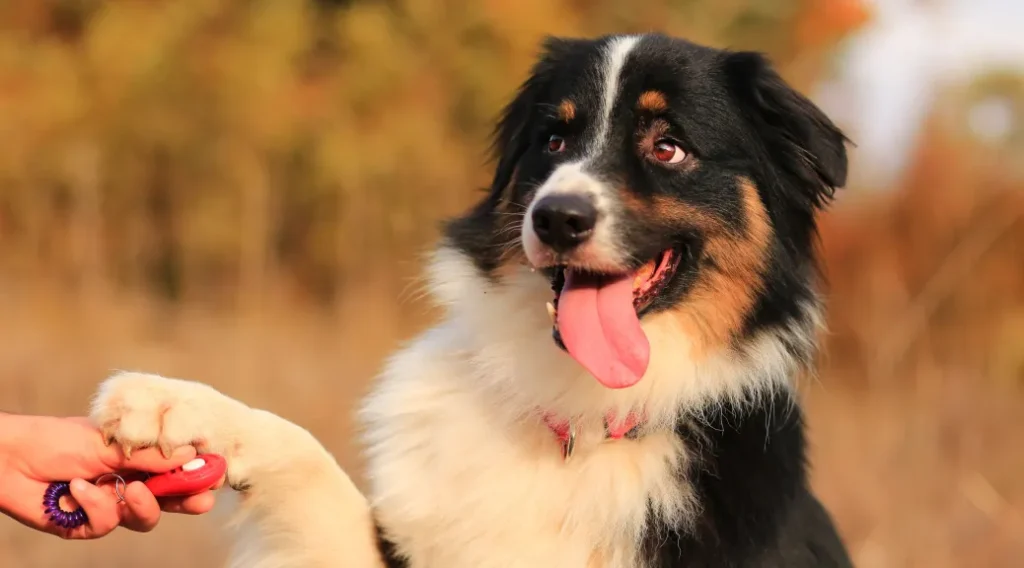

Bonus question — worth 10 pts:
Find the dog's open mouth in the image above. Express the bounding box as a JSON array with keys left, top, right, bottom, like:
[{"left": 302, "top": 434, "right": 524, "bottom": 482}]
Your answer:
[{"left": 546, "top": 248, "right": 683, "bottom": 389}]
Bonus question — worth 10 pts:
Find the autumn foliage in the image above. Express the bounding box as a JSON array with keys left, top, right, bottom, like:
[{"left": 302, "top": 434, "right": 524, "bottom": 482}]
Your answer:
[{"left": 0, "top": 0, "right": 868, "bottom": 306}]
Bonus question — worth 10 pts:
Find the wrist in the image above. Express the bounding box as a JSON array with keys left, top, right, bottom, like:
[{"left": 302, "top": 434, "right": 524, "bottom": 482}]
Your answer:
[
  {"left": 0, "top": 411, "right": 23, "bottom": 450},
  {"left": 0, "top": 412, "right": 19, "bottom": 512},
  {"left": 0, "top": 413, "right": 31, "bottom": 493},
  {"left": 0, "top": 411, "right": 15, "bottom": 455}
]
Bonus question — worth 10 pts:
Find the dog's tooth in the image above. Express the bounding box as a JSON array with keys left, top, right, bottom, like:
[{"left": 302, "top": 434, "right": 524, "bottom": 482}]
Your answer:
[{"left": 546, "top": 301, "right": 556, "bottom": 324}]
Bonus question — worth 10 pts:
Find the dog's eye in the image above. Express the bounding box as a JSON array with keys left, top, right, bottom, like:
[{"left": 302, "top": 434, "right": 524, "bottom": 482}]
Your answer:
[
  {"left": 547, "top": 134, "right": 567, "bottom": 154},
  {"left": 652, "top": 140, "right": 686, "bottom": 164}
]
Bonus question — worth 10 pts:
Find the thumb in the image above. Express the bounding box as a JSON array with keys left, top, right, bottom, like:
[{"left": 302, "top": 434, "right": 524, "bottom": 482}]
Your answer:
[{"left": 68, "top": 478, "right": 120, "bottom": 538}]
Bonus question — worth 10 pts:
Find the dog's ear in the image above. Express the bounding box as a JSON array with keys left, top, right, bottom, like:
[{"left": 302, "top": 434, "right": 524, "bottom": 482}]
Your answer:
[
  {"left": 724, "top": 51, "right": 849, "bottom": 212},
  {"left": 488, "top": 37, "right": 580, "bottom": 195}
]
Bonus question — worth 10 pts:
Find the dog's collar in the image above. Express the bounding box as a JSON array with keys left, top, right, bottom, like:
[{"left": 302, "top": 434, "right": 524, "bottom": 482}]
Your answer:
[{"left": 541, "top": 411, "right": 645, "bottom": 461}]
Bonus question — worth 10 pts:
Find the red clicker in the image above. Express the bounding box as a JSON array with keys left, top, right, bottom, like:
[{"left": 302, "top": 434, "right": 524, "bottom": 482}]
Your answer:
[
  {"left": 44, "top": 452, "right": 229, "bottom": 530},
  {"left": 143, "top": 453, "right": 227, "bottom": 497}
]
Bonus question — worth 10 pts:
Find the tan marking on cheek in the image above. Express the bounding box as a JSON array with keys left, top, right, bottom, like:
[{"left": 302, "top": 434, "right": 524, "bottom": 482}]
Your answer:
[
  {"left": 647, "top": 196, "right": 719, "bottom": 232},
  {"left": 637, "top": 90, "right": 668, "bottom": 112},
  {"left": 558, "top": 99, "right": 576, "bottom": 122},
  {"left": 630, "top": 180, "right": 772, "bottom": 357},
  {"left": 669, "top": 179, "right": 773, "bottom": 356},
  {"left": 620, "top": 188, "right": 717, "bottom": 234}
]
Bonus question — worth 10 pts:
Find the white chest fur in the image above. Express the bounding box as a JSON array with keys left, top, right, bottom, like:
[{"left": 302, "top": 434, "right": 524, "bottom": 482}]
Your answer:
[{"left": 360, "top": 324, "right": 692, "bottom": 568}]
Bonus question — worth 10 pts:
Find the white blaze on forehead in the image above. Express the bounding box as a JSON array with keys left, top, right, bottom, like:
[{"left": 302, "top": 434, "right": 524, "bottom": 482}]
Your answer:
[
  {"left": 587, "top": 35, "right": 642, "bottom": 160},
  {"left": 521, "top": 35, "right": 643, "bottom": 270}
]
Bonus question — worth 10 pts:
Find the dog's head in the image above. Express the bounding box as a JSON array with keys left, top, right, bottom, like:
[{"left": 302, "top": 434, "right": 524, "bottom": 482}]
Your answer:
[{"left": 441, "top": 34, "right": 848, "bottom": 392}]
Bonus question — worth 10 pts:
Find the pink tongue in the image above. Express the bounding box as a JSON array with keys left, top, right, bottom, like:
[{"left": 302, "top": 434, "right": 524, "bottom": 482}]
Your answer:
[{"left": 556, "top": 270, "right": 651, "bottom": 389}]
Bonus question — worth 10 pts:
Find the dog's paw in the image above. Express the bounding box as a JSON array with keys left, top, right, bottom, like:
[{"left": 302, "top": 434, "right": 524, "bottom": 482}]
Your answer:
[{"left": 91, "top": 371, "right": 253, "bottom": 487}]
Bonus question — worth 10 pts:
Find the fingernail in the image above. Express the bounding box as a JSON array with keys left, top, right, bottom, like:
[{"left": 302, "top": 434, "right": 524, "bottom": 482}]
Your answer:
[{"left": 70, "top": 479, "right": 89, "bottom": 493}]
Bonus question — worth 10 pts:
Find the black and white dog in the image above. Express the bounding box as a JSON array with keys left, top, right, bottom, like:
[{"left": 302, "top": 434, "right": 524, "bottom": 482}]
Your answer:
[{"left": 90, "top": 33, "right": 854, "bottom": 567}]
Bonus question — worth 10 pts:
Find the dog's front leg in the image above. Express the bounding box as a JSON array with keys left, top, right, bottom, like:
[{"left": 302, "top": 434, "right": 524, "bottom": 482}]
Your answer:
[{"left": 90, "top": 371, "right": 385, "bottom": 568}]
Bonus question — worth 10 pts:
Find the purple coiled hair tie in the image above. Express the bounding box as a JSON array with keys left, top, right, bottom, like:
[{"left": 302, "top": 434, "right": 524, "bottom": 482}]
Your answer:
[
  {"left": 43, "top": 474, "right": 126, "bottom": 530},
  {"left": 42, "top": 481, "right": 89, "bottom": 529}
]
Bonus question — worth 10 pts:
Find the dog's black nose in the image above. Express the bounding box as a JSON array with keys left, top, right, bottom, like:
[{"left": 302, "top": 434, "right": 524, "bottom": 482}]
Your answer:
[{"left": 531, "top": 193, "right": 598, "bottom": 252}]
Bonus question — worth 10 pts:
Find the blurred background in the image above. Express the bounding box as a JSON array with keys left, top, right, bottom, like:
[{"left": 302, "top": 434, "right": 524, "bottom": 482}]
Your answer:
[{"left": 0, "top": 0, "right": 1021, "bottom": 566}]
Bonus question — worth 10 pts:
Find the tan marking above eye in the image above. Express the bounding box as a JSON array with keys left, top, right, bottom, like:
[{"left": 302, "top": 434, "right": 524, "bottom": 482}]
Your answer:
[
  {"left": 558, "top": 100, "right": 576, "bottom": 122},
  {"left": 638, "top": 90, "right": 668, "bottom": 112}
]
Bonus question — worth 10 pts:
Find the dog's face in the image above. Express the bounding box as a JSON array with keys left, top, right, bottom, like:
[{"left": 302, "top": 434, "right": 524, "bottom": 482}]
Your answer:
[{"left": 444, "top": 34, "right": 848, "bottom": 391}]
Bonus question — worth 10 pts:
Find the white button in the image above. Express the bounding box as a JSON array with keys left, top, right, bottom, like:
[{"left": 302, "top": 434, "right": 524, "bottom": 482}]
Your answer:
[{"left": 182, "top": 458, "right": 206, "bottom": 472}]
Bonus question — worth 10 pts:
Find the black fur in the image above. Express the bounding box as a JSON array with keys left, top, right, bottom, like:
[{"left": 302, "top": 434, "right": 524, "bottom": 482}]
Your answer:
[
  {"left": 384, "top": 33, "right": 853, "bottom": 566},
  {"left": 375, "top": 520, "right": 409, "bottom": 568},
  {"left": 641, "top": 389, "right": 852, "bottom": 567}
]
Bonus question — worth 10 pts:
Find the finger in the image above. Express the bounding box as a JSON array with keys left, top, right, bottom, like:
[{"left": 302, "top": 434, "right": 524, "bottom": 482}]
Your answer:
[
  {"left": 119, "top": 481, "right": 162, "bottom": 532},
  {"left": 68, "top": 478, "right": 120, "bottom": 538},
  {"left": 159, "top": 491, "right": 217, "bottom": 515},
  {"left": 101, "top": 444, "right": 197, "bottom": 473}
]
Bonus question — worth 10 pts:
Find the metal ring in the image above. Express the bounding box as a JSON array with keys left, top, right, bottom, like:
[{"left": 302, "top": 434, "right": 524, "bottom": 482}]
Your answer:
[{"left": 94, "top": 473, "right": 127, "bottom": 504}]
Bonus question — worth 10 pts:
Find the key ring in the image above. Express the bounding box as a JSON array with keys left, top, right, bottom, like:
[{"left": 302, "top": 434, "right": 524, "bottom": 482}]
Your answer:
[{"left": 43, "top": 474, "right": 127, "bottom": 530}]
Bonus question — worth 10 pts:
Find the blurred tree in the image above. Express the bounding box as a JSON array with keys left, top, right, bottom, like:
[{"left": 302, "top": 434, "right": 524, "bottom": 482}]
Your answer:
[
  {"left": 941, "top": 69, "right": 1024, "bottom": 179},
  {"left": 0, "top": 0, "right": 869, "bottom": 307}
]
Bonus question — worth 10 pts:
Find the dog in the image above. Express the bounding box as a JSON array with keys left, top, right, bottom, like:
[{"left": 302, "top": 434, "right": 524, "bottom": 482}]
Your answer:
[{"left": 89, "top": 33, "right": 854, "bottom": 567}]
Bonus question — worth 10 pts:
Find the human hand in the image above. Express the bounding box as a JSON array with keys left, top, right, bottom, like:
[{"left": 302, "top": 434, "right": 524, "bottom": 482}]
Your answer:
[{"left": 0, "top": 413, "right": 224, "bottom": 539}]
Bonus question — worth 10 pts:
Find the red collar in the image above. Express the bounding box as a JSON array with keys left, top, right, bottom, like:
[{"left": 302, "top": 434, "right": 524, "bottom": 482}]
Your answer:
[{"left": 541, "top": 411, "right": 645, "bottom": 460}]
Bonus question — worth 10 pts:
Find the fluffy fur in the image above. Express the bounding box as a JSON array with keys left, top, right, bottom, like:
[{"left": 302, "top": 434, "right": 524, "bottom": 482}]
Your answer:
[{"left": 88, "top": 33, "right": 854, "bottom": 567}]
